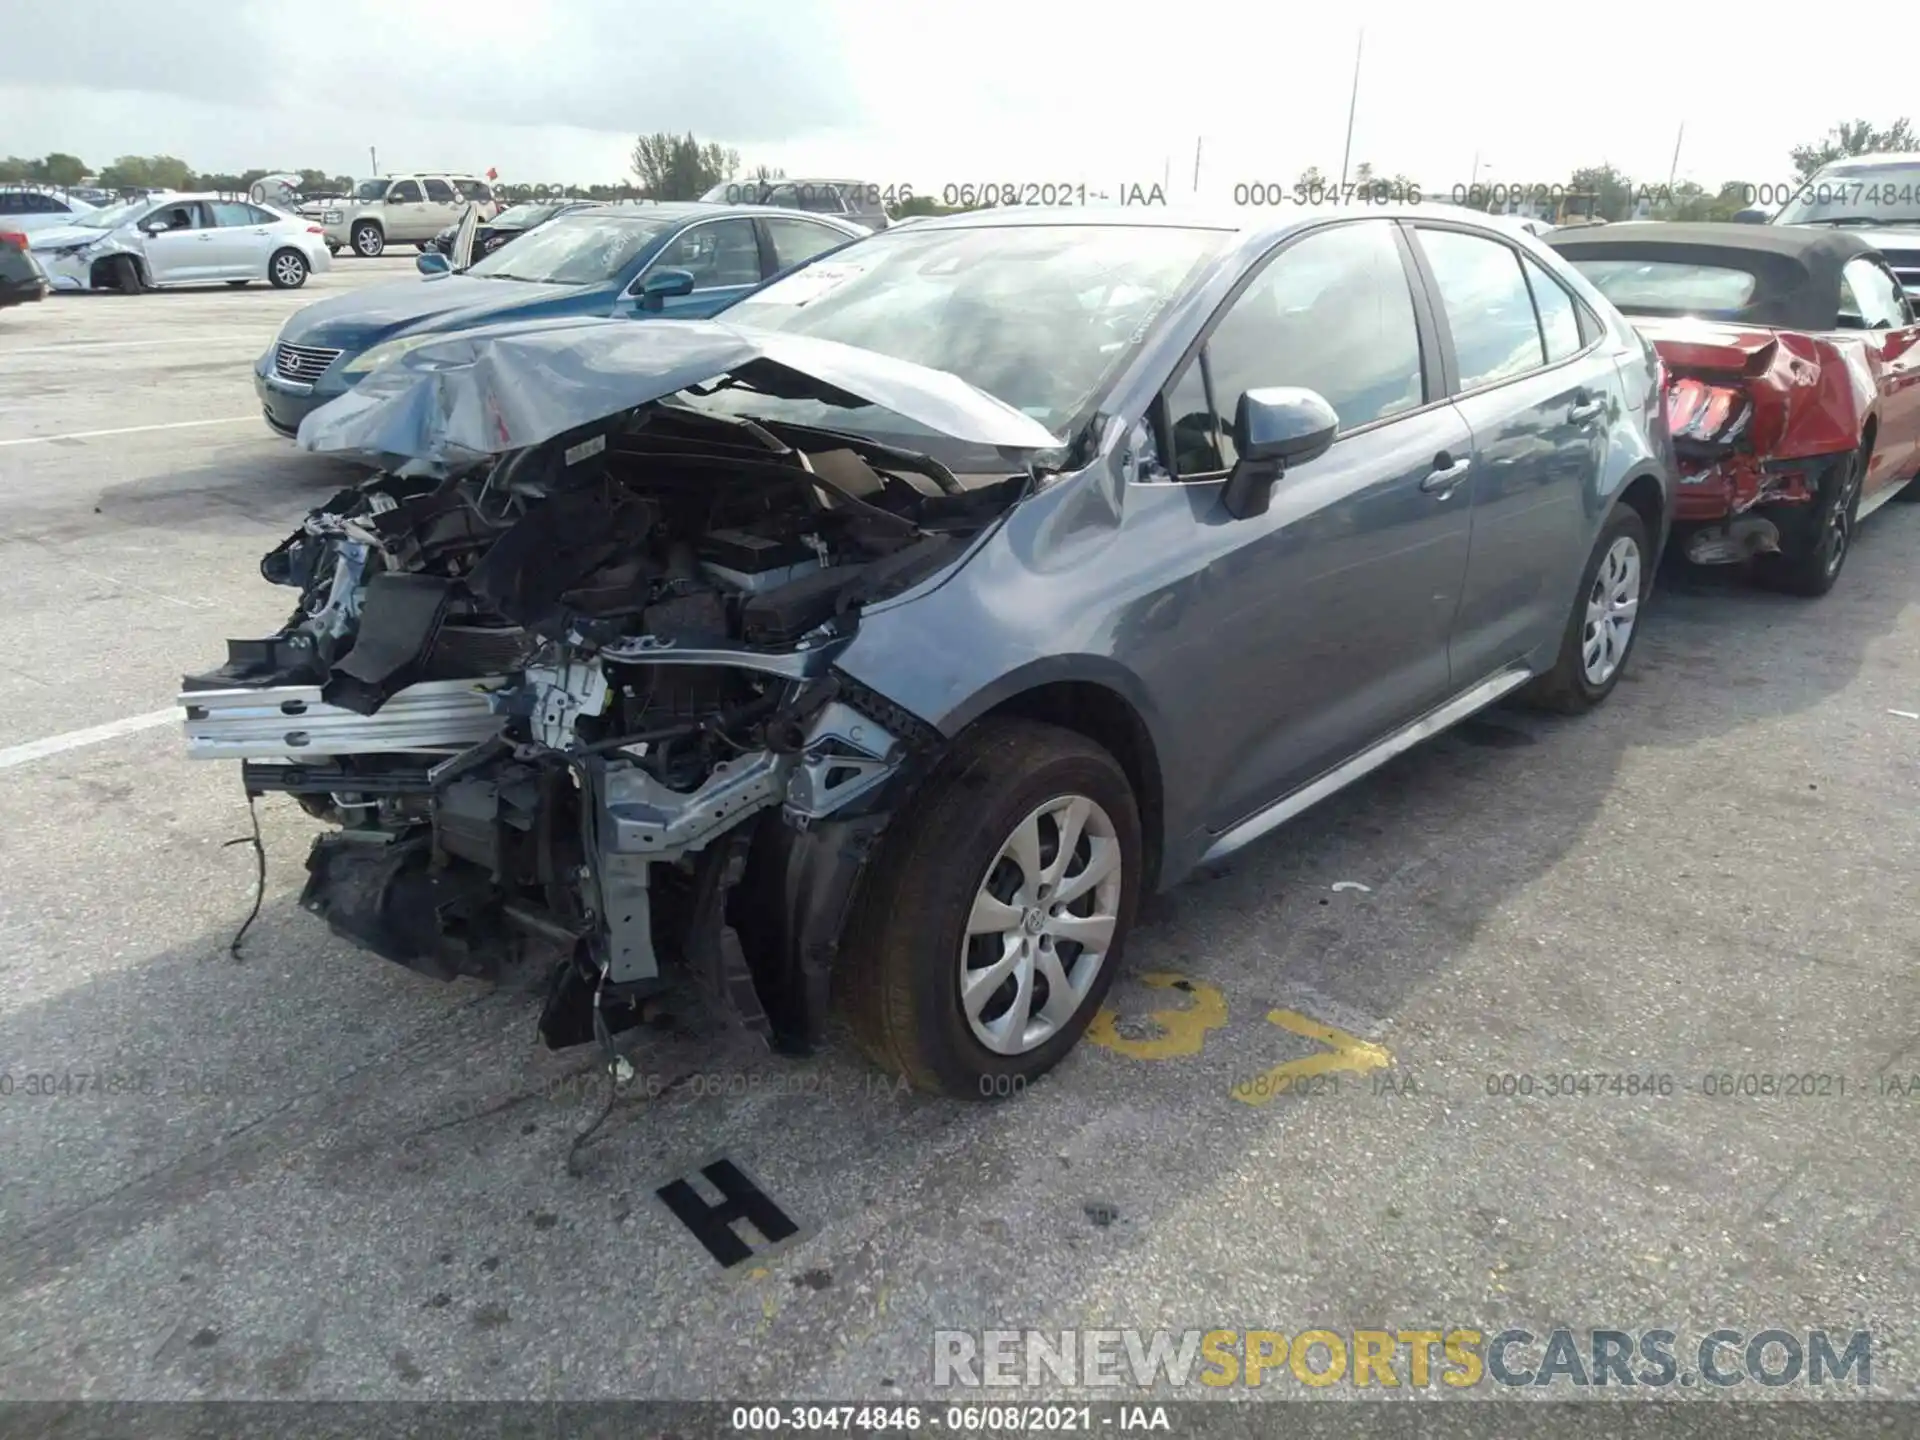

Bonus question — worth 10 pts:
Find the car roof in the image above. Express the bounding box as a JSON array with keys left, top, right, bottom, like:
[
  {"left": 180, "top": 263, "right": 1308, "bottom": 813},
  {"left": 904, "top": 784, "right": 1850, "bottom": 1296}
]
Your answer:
[
  {"left": 1545, "top": 220, "right": 1880, "bottom": 265},
  {"left": 548, "top": 201, "right": 863, "bottom": 228},
  {"left": 1812, "top": 152, "right": 1920, "bottom": 171},
  {"left": 1545, "top": 222, "right": 1873, "bottom": 330},
  {"left": 888, "top": 201, "right": 1542, "bottom": 244}
]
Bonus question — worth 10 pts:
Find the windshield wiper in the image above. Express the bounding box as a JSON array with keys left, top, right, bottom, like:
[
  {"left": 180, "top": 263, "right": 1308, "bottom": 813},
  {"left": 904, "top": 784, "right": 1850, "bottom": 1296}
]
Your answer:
[{"left": 1802, "top": 216, "right": 1892, "bottom": 227}]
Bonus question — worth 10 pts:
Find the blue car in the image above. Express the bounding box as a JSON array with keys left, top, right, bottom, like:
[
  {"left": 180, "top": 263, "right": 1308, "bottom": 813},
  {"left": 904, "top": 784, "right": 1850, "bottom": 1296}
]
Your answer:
[{"left": 254, "top": 203, "right": 866, "bottom": 437}]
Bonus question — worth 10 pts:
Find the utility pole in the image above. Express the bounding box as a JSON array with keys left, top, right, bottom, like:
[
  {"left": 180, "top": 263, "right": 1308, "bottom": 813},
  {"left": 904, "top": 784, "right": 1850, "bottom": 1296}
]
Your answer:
[
  {"left": 1666, "top": 121, "right": 1685, "bottom": 191},
  {"left": 1192, "top": 136, "right": 1203, "bottom": 195},
  {"left": 369, "top": 146, "right": 378, "bottom": 178},
  {"left": 1338, "top": 28, "right": 1363, "bottom": 189}
]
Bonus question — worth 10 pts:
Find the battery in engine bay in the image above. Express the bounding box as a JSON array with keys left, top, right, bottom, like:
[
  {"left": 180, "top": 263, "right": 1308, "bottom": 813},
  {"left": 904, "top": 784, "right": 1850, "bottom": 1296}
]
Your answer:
[{"left": 698, "top": 527, "right": 821, "bottom": 595}]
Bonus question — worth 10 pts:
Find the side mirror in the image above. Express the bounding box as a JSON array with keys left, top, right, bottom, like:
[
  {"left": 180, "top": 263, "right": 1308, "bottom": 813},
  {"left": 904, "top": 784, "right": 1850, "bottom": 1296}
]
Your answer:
[
  {"left": 416, "top": 250, "right": 451, "bottom": 276},
  {"left": 639, "top": 266, "right": 696, "bottom": 311},
  {"left": 142, "top": 220, "right": 171, "bottom": 234},
  {"left": 1732, "top": 206, "right": 1771, "bottom": 225},
  {"left": 1221, "top": 387, "right": 1339, "bottom": 520}
]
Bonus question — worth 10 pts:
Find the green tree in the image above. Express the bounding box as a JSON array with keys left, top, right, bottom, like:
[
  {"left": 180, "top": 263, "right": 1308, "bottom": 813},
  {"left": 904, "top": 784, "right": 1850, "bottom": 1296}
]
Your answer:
[
  {"left": 40, "top": 153, "right": 88, "bottom": 186},
  {"left": 629, "top": 131, "right": 740, "bottom": 200},
  {"left": 97, "top": 154, "right": 194, "bottom": 190},
  {"left": 1790, "top": 119, "right": 1918, "bottom": 180},
  {"left": 0, "top": 156, "right": 34, "bottom": 182},
  {"left": 1568, "top": 163, "right": 1635, "bottom": 221}
]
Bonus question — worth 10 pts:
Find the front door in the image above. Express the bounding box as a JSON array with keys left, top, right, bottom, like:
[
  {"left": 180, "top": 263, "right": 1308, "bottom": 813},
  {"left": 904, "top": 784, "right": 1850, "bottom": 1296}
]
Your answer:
[
  {"left": 620, "top": 217, "right": 768, "bottom": 319},
  {"left": 1839, "top": 255, "right": 1920, "bottom": 498},
  {"left": 1133, "top": 218, "right": 1474, "bottom": 831},
  {"left": 139, "top": 201, "right": 215, "bottom": 283}
]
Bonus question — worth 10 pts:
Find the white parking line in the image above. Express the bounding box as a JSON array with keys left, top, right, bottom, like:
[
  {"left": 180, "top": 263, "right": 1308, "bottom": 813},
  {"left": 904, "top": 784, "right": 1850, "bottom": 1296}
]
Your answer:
[
  {"left": 0, "top": 709, "right": 178, "bottom": 772},
  {"left": 0, "top": 334, "right": 269, "bottom": 357},
  {"left": 0, "top": 417, "right": 256, "bottom": 448}
]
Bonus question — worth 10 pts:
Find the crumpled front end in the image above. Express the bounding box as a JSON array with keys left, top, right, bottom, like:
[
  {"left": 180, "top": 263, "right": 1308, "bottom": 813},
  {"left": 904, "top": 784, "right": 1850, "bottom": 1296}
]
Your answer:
[
  {"left": 181, "top": 400, "right": 1026, "bottom": 1049},
  {"left": 34, "top": 232, "right": 144, "bottom": 292}
]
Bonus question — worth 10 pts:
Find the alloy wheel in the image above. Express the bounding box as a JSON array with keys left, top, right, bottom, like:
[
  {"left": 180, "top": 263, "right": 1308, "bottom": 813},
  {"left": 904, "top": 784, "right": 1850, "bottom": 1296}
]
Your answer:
[
  {"left": 272, "top": 253, "right": 305, "bottom": 287},
  {"left": 959, "top": 794, "right": 1123, "bottom": 1056},
  {"left": 1824, "top": 453, "right": 1864, "bottom": 578},
  {"left": 1581, "top": 535, "right": 1641, "bottom": 686}
]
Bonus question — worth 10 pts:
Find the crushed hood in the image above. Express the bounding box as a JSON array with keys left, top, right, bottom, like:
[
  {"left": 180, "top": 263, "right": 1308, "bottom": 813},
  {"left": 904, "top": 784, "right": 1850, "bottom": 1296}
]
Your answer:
[{"left": 295, "top": 316, "right": 1064, "bottom": 467}]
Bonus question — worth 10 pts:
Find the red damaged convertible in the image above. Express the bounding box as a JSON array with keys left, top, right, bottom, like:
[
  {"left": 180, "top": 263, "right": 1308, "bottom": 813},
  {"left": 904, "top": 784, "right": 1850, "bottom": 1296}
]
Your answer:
[{"left": 1548, "top": 223, "right": 1920, "bottom": 595}]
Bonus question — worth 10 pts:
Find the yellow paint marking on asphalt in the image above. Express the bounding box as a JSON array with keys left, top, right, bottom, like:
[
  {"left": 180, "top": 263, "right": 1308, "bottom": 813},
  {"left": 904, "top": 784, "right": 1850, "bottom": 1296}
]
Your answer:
[
  {"left": 1231, "top": 1009, "right": 1391, "bottom": 1106},
  {"left": 1085, "top": 972, "right": 1229, "bottom": 1059}
]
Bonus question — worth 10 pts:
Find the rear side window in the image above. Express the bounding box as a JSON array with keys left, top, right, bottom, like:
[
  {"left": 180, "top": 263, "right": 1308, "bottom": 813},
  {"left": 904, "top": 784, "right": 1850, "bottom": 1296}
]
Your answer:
[
  {"left": 763, "top": 216, "right": 849, "bottom": 271},
  {"left": 1839, "top": 257, "right": 1909, "bottom": 329},
  {"left": 1521, "top": 253, "right": 1584, "bottom": 362},
  {"left": 1417, "top": 228, "right": 1546, "bottom": 389},
  {"left": 209, "top": 201, "right": 259, "bottom": 227},
  {"left": 423, "top": 179, "right": 455, "bottom": 203}
]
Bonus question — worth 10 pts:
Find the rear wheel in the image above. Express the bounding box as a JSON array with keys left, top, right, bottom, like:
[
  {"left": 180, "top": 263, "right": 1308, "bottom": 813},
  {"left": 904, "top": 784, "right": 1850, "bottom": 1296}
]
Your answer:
[
  {"left": 268, "top": 248, "right": 309, "bottom": 289},
  {"left": 1752, "top": 446, "right": 1864, "bottom": 597},
  {"left": 839, "top": 719, "right": 1140, "bottom": 1097},
  {"left": 351, "top": 221, "right": 384, "bottom": 258},
  {"left": 1518, "top": 503, "right": 1650, "bottom": 714}
]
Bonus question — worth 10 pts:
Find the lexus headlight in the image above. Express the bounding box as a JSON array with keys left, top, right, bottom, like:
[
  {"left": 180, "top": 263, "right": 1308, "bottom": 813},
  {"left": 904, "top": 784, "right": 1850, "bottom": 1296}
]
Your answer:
[{"left": 342, "top": 333, "right": 442, "bottom": 375}]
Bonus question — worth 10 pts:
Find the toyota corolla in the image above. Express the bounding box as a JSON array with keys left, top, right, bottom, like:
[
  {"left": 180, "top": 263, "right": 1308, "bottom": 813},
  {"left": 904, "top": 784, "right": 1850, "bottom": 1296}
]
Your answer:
[{"left": 187, "top": 207, "right": 1672, "bottom": 1095}]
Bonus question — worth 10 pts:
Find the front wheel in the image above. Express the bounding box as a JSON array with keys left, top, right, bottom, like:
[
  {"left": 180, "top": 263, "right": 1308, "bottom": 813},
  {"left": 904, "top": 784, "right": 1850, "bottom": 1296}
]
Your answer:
[
  {"left": 1752, "top": 446, "right": 1864, "bottom": 597},
  {"left": 351, "top": 221, "right": 384, "bottom": 258},
  {"left": 1518, "top": 504, "right": 1651, "bottom": 714},
  {"left": 839, "top": 719, "right": 1141, "bottom": 1097},
  {"left": 268, "top": 248, "right": 309, "bottom": 289}
]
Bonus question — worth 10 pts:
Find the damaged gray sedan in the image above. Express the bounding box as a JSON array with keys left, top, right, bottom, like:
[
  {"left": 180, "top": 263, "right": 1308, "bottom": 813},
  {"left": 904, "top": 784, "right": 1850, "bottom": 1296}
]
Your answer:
[{"left": 180, "top": 209, "right": 1671, "bottom": 1094}]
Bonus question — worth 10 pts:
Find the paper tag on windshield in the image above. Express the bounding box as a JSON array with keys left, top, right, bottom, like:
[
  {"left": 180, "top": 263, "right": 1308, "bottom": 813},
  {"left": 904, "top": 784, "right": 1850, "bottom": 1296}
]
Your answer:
[{"left": 752, "top": 261, "right": 868, "bottom": 307}]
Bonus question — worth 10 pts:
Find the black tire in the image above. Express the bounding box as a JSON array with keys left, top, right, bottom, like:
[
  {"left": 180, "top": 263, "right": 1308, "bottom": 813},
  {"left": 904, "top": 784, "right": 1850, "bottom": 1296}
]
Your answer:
[
  {"left": 108, "top": 254, "right": 143, "bottom": 295},
  {"left": 225, "top": 279, "right": 249, "bottom": 287},
  {"left": 326, "top": 244, "right": 341, "bottom": 257},
  {"left": 839, "top": 718, "right": 1142, "bottom": 1098},
  {"left": 1752, "top": 446, "right": 1864, "bottom": 597},
  {"left": 1891, "top": 471, "right": 1920, "bottom": 503},
  {"left": 267, "top": 248, "right": 309, "bottom": 289},
  {"left": 351, "top": 221, "right": 384, "bottom": 258},
  {"left": 1518, "top": 503, "right": 1652, "bottom": 715}
]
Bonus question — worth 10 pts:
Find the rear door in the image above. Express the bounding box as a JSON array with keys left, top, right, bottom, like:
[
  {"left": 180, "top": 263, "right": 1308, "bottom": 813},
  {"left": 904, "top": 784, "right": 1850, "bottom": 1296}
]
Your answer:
[
  {"left": 421, "top": 178, "right": 461, "bottom": 233},
  {"left": 206, "top": 200, "right": 273, "bottom": 277},
  {"left": 1839, "top": 255, "right": 1920, "bottom": 497},
  {"left": 1408, "top": 223, "right": 1613, "bottom": 684}
]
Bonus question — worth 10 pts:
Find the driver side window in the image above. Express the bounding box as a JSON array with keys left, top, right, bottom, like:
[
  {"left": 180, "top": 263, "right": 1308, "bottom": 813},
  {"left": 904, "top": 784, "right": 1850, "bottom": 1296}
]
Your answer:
[
  {"left": 647, "top": 218, "right": 763, "bottom": 290},
  {"left": 388, "top": 180, "right": 423, "bottom": 204},
  {"left": 1840, "top": 257, "right": 1910, "bottom": 329},
  {"left": 1156, "top": 220, "right": 1426, "bottom": 479}
]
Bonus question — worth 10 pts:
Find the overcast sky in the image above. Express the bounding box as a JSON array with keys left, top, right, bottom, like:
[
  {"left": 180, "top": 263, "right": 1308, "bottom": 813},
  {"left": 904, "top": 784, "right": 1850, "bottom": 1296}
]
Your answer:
[{"left": 0, "top": 0, "right": 1899, "bottom": 198}]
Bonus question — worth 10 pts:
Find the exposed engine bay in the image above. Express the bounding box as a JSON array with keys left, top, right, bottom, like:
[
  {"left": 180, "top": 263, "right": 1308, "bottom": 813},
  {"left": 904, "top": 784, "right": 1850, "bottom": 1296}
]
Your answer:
[{"left": 181, "top": 401, "right": 1027, "bottom": 1049}]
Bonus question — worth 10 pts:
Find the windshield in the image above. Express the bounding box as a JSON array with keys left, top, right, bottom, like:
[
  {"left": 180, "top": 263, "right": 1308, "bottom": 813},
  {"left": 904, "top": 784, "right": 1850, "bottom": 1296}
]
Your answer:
[
  {"left": 355, "top": 179, "right": 386, "bottom": 202},
  {"left": 76, "top": 199, "right": 154, "bottom": 230},
  {"left": 1776, "top": 165, "right": 1920, "bottom": 225},
  {"left": 493, "top": 201, "right": 565, "bottom": 230},
  {"left": 709, "top": 223, "right": 1228, "bottom": 444},
  {"left": 1564, "top": 258, "right": 1760, "bottom": 317},
  {"left": 464, "top": 213, "right": 674, "bottom": 284}
]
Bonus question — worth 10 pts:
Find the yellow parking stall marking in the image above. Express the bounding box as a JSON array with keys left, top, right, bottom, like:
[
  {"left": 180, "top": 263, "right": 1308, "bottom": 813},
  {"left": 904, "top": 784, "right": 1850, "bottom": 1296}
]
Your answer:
[
  {"left": 1085, "top": 972, "right": 1229, "bottom": 1059},
  {"left": 1232, "top": 1009, "right": 1391, "bottom": 1106}
]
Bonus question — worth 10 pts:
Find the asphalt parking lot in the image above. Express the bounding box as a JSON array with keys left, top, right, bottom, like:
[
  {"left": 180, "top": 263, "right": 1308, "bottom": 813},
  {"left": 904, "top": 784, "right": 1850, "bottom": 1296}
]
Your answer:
[{"left": 1, "top": 259, "right": 1917, "bottom": 1404}]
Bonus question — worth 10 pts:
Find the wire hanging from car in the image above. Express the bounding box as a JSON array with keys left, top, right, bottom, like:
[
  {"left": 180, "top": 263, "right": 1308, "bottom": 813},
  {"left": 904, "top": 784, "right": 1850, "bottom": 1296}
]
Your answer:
[
  {"left": 565, "top": 963, "right": 625, "bottom": 1177},
  {"left": 221, "top": 793, "right": 267, "bottom": 961}
]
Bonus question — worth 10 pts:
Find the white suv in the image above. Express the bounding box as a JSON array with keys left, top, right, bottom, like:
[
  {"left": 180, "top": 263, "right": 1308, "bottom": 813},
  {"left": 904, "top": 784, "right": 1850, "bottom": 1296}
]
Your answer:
[{"left": 319, "top": 175, "right": 499, "bottom": 257}]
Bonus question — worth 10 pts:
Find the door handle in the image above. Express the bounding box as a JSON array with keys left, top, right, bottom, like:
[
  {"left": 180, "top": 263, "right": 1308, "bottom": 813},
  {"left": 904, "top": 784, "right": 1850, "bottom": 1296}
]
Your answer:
[
  {"left": 1568, "top": 392, "right": 1606, "bottom": 423},
  {"left": 196, "top": 234, "right": 212, "bottom": 242},
  {"left": 1420, "top": 453, "right": 1472, "bottom": 496}
]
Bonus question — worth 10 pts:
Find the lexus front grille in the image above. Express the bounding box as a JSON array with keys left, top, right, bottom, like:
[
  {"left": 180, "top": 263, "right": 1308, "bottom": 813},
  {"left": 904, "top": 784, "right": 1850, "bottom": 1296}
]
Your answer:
[{"left": 274, "top": 342, "right": 342, "bottom": 384}]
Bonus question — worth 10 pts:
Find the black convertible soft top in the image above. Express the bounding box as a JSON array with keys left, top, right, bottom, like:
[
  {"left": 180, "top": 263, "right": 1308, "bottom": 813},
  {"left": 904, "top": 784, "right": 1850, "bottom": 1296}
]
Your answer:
[{"left": 1546, "top": 222, "right": 1881, "bottom": 330}]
